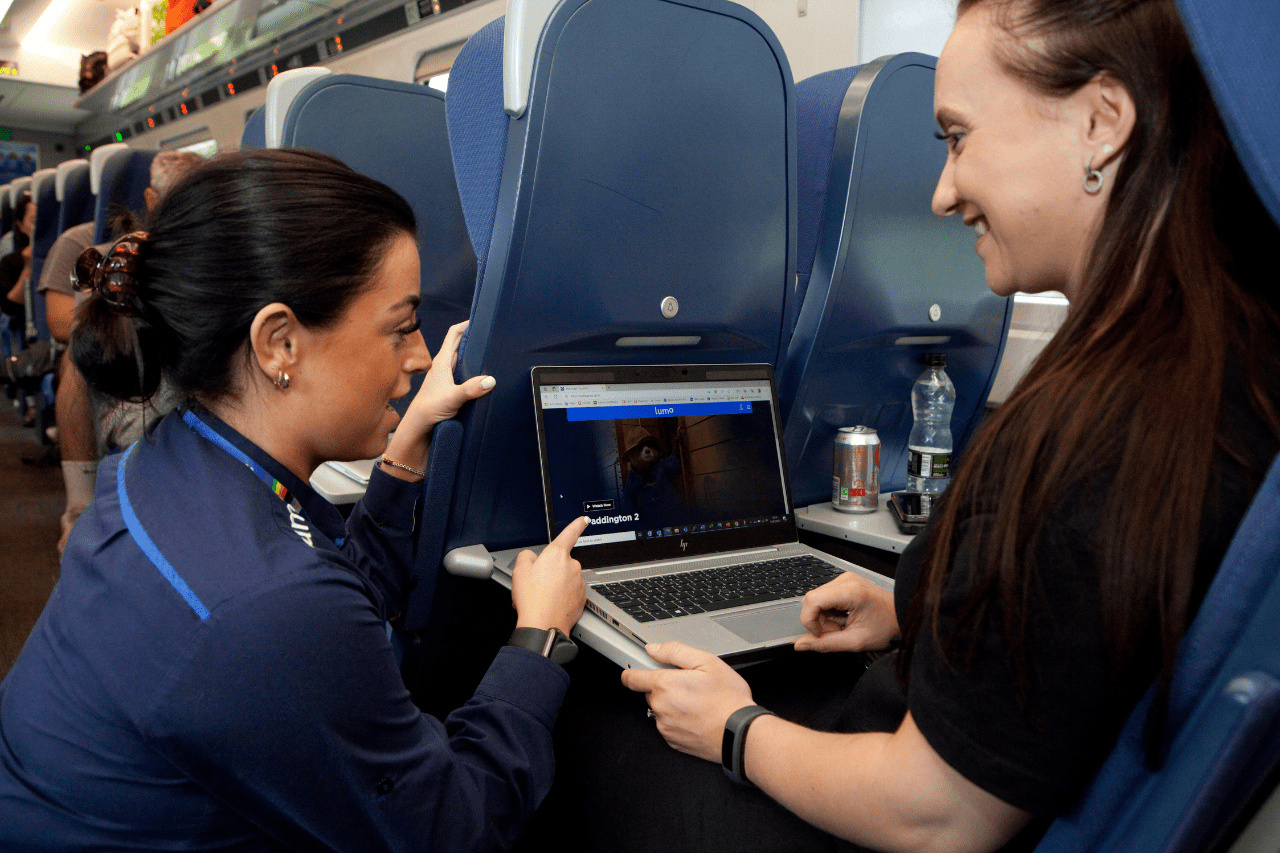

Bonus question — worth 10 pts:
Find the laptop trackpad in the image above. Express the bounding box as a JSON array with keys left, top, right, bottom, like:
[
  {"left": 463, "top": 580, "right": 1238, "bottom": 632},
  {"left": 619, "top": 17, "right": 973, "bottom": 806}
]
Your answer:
[{"left": 712, "top": 602, "right": 804, "bottom": 644}]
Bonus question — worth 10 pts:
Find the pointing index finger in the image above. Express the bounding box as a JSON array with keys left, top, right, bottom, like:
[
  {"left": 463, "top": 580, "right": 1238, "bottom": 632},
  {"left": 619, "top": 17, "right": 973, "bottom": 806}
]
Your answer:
[{"left": 551, "top": 516, "right": 591, "bottom": 550}]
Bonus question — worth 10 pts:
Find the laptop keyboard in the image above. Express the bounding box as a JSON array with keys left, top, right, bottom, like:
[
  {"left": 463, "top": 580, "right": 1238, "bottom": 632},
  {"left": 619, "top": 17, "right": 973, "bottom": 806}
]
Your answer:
[{"left": 591, "top": 554, "right": 843, "bottom": 622}]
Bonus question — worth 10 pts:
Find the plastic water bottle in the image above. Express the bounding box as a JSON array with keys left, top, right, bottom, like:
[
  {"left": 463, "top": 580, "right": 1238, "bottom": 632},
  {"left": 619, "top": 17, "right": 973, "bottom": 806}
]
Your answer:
[{"left": 906, "top": 353, "right": 955, "bottom": 495}]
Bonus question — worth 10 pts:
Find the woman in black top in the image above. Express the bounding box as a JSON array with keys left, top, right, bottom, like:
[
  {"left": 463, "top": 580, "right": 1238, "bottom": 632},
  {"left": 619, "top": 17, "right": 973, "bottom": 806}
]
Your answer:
[
  {"left": 620, "top": 1, "right": 1280, "bottom": 851},
  {"left": 1, "top": 191, "right": 35, "bottom": 328}
]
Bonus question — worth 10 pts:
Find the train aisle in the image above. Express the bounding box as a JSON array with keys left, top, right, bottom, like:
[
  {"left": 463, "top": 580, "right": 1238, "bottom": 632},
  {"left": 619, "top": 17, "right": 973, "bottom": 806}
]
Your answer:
[{"left": 0, "top": 403, "right": 62, "bottom": 680}]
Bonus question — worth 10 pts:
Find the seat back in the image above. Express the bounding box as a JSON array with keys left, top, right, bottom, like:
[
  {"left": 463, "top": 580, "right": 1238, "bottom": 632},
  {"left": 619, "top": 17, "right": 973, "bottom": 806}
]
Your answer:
[
  {"left": 55, "top": 160, "right": 94, "bottom": 235},
  {"left": 274, "top": 73, "right": 476, "bottom": 360},
  {"left": 28, "top": 168, "right": 60, "bottom": 342},
  {"left": 442, "top": 0, "right": 797, "bottom": 558},
  {"left": 241, "top": 105, "right": 267, "bottom": 149},
  {"left": 1036, "top": 454, "right": 1280, "bottom": 852},
  {"left": 780, "top": 55, "right": 1011, "bottom": 505},
  {"left": 91, "top": 145, "right": 156, "bottom": 244},
  {"left": 7, "top": 177, "right": 32, "bottom": 207}
]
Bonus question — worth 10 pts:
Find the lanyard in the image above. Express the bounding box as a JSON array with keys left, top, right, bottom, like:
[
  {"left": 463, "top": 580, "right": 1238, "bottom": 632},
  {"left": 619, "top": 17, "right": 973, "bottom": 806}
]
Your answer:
[
  {"left": 181, "top": 409, "right": 343, "bottom": 548},
  {"left": 115, "top": 413, "right": 345, "bottom": 622}
]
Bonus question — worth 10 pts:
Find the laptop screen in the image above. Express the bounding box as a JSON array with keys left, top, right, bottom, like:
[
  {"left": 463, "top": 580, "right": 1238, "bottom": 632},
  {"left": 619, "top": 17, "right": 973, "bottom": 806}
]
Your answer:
[{"left": 532, "top": 365, "right": 796, "bottom": 569}]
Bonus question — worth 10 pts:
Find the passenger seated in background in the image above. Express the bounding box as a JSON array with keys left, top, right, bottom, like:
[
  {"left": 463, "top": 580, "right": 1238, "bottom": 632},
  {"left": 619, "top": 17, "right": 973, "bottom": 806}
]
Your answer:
[
  {"left": 549, "top": 1, "right": 1279, "bottom": 851},
  {"left": 0, "top": 149, "right": 589, "bottom": 851},
  {"left": 40, "top": 150, "right": 205, "bottom": 553},
  {"left": 0, "top": 191, "right": 35, "bottom": 335}
]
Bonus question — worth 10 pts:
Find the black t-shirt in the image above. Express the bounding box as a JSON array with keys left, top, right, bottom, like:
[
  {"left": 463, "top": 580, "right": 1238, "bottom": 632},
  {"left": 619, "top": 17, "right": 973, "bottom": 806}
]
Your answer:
[
  {"left": 0, "top": 251, "right": 26, "bottom": 322},
  {"left": 876, "top": 358, "right": 1280, "bottom": 818}
]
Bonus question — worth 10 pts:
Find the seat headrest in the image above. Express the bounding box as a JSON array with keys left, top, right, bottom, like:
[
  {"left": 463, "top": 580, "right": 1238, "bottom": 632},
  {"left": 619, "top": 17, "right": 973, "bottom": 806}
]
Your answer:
[
  {"left": 265, "top": 67, "right": 332, "bottom": 148},
  {"left": 29, "top": 168, "right": 58, "bottom": 201},
  {"left": 447, "top": 17, "right": 509, "bottom": 262},
  {"left": 55, "top": 159, "right": 90, "bottom": 202},
  {"left": 795, "top": 66, "right": 864, "bottom": 286},
  {"left": 89, "top": 143, "right": 131, "bottom": 195},
  {"left": 503, "top": 0, "right": 558, "bottom": 118},
  {"left": 1177, "top": 0, "right": 1280, "bottom": 225},
  {"left": 8, "top": 177, "right": 32, "bottom": 206}
]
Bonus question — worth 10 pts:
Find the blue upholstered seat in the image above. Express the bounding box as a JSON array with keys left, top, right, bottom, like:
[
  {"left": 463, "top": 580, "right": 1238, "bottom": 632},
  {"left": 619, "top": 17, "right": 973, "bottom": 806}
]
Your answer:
[
  {"left": 781, "top": 55, "right": 1011, "bottom": 504},
  {"left": 271, "top": 73, "right": 476, "bottom": 359},
  {"left": 240, "top": 105, "right": 267, "bottom": 149},
  {"left": 54, "top": 159, "right": 94, "bottom": 236},
  {"left": 91, "top": 146, "right": 156, "bottom": 244},
  {"left": 28, "top": 168, "right": 60, "bottom": 342},
  {"left": 411, "top": 0, "right": 798, "bottom": 629}
]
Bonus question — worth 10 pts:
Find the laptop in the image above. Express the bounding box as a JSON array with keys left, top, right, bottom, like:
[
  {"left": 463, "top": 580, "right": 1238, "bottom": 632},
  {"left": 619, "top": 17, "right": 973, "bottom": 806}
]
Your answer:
[{"left": 494, "top": 363, "right": 893, "bottom": 664}]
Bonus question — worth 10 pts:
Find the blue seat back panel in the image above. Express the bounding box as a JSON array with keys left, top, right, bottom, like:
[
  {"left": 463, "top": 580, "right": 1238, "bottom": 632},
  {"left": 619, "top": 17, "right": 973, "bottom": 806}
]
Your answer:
[
  {"left": 30, "top": 177, "right": 61, "bottom": 341},
  {"left": 781, "top": 55, "right": 1011, "bottom": 504},
  {"left": 56, "top": 166, "right": 96, "bottom": 236},
  {"left": 241, "top": 105, "right": 267, "bottom": 149},
  {"left": 93, "top": 150, "right": 157, "bottom": 244},
  {"left": 447, "top": 0, "right": 797, "bottom": 552},
  {"left": 282, "top": 75, "right": 476, "bottom": 363}
]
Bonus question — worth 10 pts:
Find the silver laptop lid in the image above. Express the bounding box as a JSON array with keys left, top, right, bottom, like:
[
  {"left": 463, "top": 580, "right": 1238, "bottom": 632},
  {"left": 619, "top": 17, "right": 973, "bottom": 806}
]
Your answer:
[{"left": 531, "top": 364, "right": 798, "bottom": 570}]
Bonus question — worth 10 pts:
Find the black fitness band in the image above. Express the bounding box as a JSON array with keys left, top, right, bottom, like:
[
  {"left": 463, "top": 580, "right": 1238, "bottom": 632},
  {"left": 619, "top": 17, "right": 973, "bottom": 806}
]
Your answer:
[{"left": 721, "top": 705, "right": 776, "bottom": 786}]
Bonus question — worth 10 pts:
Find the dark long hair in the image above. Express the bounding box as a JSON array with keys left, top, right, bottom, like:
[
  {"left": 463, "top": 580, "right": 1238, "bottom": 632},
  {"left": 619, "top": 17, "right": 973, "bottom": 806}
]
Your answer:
[
  {"left": 12, "top": 191, "right": 33, "bottom": 251},
  {"left": 71, "top": 149, "right": 416, "bottom": 404},
  {"left": 900, "top": 0, "right": 1280, "bottom": 756}
]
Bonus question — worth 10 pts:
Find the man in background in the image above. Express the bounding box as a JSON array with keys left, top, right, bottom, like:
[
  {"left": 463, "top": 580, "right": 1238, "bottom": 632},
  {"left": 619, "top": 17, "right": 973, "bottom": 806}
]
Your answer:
[{"left": 40, "top": 150, "right": 204, "bottom": 552}]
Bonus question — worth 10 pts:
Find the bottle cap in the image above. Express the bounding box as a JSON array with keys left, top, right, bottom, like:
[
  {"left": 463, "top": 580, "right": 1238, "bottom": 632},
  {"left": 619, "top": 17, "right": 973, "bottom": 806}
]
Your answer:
[{"left": 924, "top": 353, "right": 947, "bottom": 367}]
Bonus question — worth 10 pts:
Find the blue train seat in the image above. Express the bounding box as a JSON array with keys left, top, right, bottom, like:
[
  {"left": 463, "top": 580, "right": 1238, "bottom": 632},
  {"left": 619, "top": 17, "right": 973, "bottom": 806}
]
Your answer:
[
  {"left": 90, "top": 144, "right": 156, "bottom": 244},
  {"left": 428, "top": 0, "right": 798, "bottom": 600},
  {"left": 267, "top": 70, "right": 476, "bottom": 362},
  {"left": 780, "top": 55, "right": 1011, "bottom": 505},
  {"left": 240, "top": 105, "right": 266, "bottom": 149},
  {"left": 54, "top": 159, "right": 94, "bottom": 236},
  {"left": 28, "top": 168, "right": 60, "bottom": 342},
  {"left": 1035, "top": 454, "right": 1280, "bottom": 851}
]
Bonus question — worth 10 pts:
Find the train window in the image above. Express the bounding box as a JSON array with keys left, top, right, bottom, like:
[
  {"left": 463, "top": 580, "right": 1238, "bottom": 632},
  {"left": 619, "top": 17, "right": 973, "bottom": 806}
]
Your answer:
[{"left": 413, "top": 40, "right": 465, "bottom": 89}]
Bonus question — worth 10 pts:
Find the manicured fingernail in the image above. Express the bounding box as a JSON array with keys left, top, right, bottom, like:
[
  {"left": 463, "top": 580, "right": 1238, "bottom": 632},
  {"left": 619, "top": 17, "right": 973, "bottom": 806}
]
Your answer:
[{"left": 481, "top": 376, "right": 496, "bottom": 390}]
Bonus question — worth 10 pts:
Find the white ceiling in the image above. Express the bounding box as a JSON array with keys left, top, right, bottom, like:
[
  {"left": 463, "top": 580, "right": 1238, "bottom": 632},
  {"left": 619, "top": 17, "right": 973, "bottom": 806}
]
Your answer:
[{"left": 0, "top": 0, "right": 137, "bottom": 133}]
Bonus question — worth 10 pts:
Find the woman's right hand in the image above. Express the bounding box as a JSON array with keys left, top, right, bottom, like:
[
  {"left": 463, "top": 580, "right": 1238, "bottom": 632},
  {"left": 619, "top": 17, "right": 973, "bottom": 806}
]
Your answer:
[
  {"left": 511, "top": 516, "right": 590, "bottom": 635},
  {"left": 794, "top": 572, "right": 899, "bottom": 654}
]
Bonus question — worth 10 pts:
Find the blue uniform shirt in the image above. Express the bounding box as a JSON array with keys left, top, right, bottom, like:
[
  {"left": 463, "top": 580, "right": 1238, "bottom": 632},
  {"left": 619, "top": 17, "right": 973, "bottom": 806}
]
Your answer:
[{"left": 0, "top": 409, "right": 568, "bottom": 851}]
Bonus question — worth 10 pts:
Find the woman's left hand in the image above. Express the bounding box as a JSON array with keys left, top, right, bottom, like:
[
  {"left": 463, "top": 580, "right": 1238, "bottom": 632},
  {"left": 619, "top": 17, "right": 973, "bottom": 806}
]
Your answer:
[
  {"left": 386, "top": 321, "right": 494, "bottom": 468},
  {"left": 621, "top": 641, "right": 755, "bottom": 762}
]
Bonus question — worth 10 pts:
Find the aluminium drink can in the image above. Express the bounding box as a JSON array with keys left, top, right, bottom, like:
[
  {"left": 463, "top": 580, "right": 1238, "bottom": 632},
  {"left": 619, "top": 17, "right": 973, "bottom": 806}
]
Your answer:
[{"left": 832, "top": 426, "right": 880, "bottom": 513}]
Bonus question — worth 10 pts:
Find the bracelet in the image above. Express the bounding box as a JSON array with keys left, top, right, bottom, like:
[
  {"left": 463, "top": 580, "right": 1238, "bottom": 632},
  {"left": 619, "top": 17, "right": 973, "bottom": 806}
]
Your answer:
[{"left": 379, "top": 456, "right": 425, "bottom": 478}]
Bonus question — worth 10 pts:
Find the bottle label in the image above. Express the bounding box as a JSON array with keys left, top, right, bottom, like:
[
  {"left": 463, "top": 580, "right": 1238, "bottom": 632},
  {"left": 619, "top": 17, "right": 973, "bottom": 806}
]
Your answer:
[{"left": 908, "top": 449, "right": 951, "bottom": 479}]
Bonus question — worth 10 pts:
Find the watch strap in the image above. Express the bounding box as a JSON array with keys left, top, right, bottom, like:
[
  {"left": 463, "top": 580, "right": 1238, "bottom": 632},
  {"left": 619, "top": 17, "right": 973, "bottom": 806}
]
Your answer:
[
  {"left": 721, "top": 704, "right": 775, "bottom": 786},
  {"left": 507, "top": 627, "right": 578, "bottom": 667}
]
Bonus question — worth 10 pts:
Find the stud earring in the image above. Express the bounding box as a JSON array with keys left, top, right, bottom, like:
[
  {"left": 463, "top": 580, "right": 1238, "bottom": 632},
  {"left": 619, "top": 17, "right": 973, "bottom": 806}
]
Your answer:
[
  {"left": 1083, "top": 155, "right": 1105, "bottom": 195},
  {"left": 274, "top": 370, "right": 290, "bottom": 390}
]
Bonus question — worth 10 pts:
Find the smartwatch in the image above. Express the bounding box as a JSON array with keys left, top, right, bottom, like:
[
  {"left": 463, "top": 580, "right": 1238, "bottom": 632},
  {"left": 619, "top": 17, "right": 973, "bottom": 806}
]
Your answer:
[
  {"left": 721, "top": 704, "right": 776, "bottom": 786},
  {"left": 507, "top": 627, "right": 578, "bottom": 667}
]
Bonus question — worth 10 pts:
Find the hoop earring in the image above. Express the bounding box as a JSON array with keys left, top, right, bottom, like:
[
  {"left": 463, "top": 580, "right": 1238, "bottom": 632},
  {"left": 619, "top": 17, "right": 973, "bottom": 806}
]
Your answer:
[
  {"left": 1083, "top": 155, "right": 1105, "bottom": 194},
  {"left": 274, "top": 370, "right": 290, "bottom": 390}
]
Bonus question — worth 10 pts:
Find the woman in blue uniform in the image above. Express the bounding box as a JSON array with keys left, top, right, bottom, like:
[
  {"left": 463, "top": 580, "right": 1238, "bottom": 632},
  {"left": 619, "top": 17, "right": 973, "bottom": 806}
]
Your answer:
[
  {"left": 613, "top": 0, "right": 1280, "bottom": 851},
  {"left": 0, "top": 148, "right": 589, "bottom": 851}
]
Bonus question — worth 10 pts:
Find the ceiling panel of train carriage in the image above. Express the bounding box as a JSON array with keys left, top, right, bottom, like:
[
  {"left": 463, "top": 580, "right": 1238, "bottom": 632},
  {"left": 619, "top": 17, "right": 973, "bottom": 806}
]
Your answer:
[{"left": 0, "top": 0, "right": 131, "bottom": 129}]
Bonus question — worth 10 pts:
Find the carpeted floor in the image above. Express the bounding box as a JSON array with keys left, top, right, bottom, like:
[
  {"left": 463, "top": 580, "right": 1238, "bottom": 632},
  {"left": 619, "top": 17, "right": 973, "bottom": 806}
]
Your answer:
[{"left": 0, "top": 401, "right": 63, "bottom": 681}]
